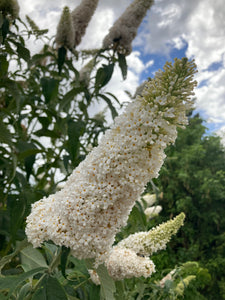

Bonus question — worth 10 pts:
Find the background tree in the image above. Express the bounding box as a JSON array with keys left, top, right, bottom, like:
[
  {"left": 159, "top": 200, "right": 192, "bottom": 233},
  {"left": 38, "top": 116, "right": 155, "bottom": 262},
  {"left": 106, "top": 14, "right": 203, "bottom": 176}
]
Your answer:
[{"left": 153, "top": 112, "right": 225, "bottom": 299}]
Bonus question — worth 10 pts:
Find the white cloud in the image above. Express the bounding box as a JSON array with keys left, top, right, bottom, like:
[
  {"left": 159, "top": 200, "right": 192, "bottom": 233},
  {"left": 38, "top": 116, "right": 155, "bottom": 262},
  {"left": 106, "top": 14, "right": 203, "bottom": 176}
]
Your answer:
[
  {"left": 106, "top": 65, "right": 139, "bottom": 103},
  {"left": 195, "top": 67, "right": 225, "bottom": 123},
  {"left": 126, "top": 51, "right": 145, "bottom": 74},
  {"left": 140, "top": 0, "right": 225, "bottom": 68},
  {"left": 185, "top": 0, "right": 225, "bottom": 71},
  {"left": 78, "top": 8, "right": 114, "bottom": 50},
  {"left": 87, "top": 65, "right": 139, "bottom": 124},
  {"left": 145, "top": 59, "right": 154, "bottom": 69}
]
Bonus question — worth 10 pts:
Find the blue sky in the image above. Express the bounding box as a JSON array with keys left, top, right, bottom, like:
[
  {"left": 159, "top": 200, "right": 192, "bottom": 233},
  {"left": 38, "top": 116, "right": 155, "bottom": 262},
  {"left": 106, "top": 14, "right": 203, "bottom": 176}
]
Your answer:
[{"left": 19, "top": 0, "right": 225, "bottom": 144}]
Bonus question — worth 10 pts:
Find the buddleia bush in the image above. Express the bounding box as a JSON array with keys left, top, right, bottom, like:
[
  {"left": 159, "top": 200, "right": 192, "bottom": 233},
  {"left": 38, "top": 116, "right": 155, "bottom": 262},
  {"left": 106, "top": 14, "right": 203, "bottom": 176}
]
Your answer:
[{"left": 0, "top": 0, "right": 213, "bottom": 299}]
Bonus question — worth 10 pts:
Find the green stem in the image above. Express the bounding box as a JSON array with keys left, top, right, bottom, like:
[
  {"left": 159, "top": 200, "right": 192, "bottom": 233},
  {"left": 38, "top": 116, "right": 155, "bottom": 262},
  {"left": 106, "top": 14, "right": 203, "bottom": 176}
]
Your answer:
[{"left": 73, "top": 278, "right": 90, "bottom": 291}]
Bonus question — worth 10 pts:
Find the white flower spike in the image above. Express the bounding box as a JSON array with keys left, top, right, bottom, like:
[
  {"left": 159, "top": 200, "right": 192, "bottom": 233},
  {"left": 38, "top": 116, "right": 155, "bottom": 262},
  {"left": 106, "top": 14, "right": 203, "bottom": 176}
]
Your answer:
[
  {"left": 103, "top": 0, "right": 154, "bottom": 55},
  {"left": 55, "top": 6, "right": 75, "bottom": 49},
  {"left": 26, "top": 58, "right": 197, "bottom": 264}
]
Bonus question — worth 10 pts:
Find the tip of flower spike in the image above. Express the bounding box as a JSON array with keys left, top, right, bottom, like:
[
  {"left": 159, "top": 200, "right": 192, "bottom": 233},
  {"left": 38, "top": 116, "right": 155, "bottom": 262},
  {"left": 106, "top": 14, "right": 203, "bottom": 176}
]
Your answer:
[
  {"left": 171, "top": 212, "right": 185, "bottom": 230},
  {"left": 177, "top": 212, "right": 185, "bottom": 219},
  {"left": 176, "top": 212, "right": 185, "bottom": 223},
  {"left": 138, "top": 58, "right": 197, "bottom": 128}
]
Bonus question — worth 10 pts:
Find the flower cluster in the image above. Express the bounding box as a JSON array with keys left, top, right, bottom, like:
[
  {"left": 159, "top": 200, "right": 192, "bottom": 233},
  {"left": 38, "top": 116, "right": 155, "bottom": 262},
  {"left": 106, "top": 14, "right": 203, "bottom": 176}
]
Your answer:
[
  {"left": 103, "top": 0, "right": 154, "bottom": 55},
  {"left": 55, "top": 6, "right": 75, "bottom": 49},
  {"left": 138, "top": 192, "right": 163, "bottom": 219},
  {"left": 145, "top": 205, "right": 162, "bottom": 219},
  {"left": 141, "top": 193, "right": 157, "bottom": 207},
  {"left": 159, "top": 269, "right": 176, "bottom": 288},
  {"left": 26, "top": 58, "right": 197, "bottom": 264},
  {"left": 0, "top": 0, "right": 19, "bottom": 19},
  {"left": 55, "top": 0, "right": 99, "bottom": 48},
  {"left": 105, "top": 248, "right": 155, "bottom": 280},
  {"left": 88, "top": 269, "right": 101, "bottom": 285},
  {"left": 175, "top": 275, "right": 196, "bottom": 296},
  {"left": 116, "top": 213, "right": 185, "bottom": 256},
  {"left": 79, "top": 58, "right": 95, "bottom": 86},
  {"left": 103, "top": 213, "right": 184, "bottom": 280},
  {"left": 71, "top": 0, "right": 99, "bottom": 47}
]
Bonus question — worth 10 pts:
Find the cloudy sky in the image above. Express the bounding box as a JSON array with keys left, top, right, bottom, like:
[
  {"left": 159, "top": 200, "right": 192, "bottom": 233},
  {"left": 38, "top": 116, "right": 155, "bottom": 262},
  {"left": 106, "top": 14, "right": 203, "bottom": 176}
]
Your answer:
[{"left": 18, "top": 0, "right": 225, "bottom": 141}]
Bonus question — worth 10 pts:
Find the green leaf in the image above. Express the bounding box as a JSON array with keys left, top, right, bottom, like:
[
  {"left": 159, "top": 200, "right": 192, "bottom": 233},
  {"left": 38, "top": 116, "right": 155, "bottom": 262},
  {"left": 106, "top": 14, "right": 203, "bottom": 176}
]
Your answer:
[
  {"left": 95, "top": 64, "right": 114, "bottom": 90},
  {"left": 45, "top": 276, "right": 68, "bottom": 300},
  {"left": 69, "top": 257, "right": 89, "bottom": 277},
  {"left": 0, "top": 239, "right": 29, "bottom": 272},
  {"left": 97, "top": 264, "right": 116, "bottom": 300},
  {"left": 58, "top": 46, "right": 67, "bottom": 74},
  {"left": 0, "top": 267, "right": 47, "bottom": 297},
  {"left": 115, "top": 281, "right": 126, "bottom": 300},
  {"left": 1, "top": 17, "right": 9, "bottom": 42},
  {"left": 7, "top": 195, "right": 25, "bottom": 240},
  {"left": 17, "top": 44, "right": 30, "bottom": 62},
  {"left": 38, "top": 117, "right": 51, "bottom": 128},
  {"left": 43, "top": 242, "right": 58, "bottom": 265},
  {"left": 64, "top": 60, "right": 79, "bottom": 80},
  {"left": 0, "top": 54, "right": 9, "bottom": 76},
  {"left": 60, "top": 246, "right": 70, "bottom": 279},
  {"left": 16, "top": 141, "right": 40, "bottom": 180},
  {"left": 8, "top": 153, "right": 17, "bottom": 184},
  {"left": 66, "top": 295, "right": 80, "bottom": 300},
  {"left": 97, "top": 94, "right": 118, "bottom": 119},
  {"left": 0, "top": 13, "right": 3, "bottom": 28},
  {"left": 62, "top": 155, "right": 70, "bottom": 174},
  {"left": 0, "top": 120, "right": 12, "bottom": 146},
  {"left": 18, "top": 148, "right": 43, "bottom": 160},
  {"left": 17, "top": 282, "right": 31, "bottom": 300},
  {"left": 32, "top": 287, "right": 47, "bottom": 300},
  {"left": 118, "top": 53, "right": 127, "bottom": 80},
  {"left": 59, "top": 87, "right": 83, "bottom": 111},
  {"left": 105, "top": 92, "right": 121, "bottom": 106},
  {"left": 67, "top": 120, "right": 84, "bottom": 163},
  {"left": 20, "top": 245, "right": 48, "bottom": 272},
  {"left": 40, "top": 77, "right": 59, "bottom": 104},
  {"left": 33, "top": 128, "right": 60, "bottom": 138},
  {"left": 24, "top": 155, "right": 35, "bottom": 180},
  {"left": 0, "top": 292, "right": 7, "bottom": 300},
  {"left": 29, "top": 52, "right": 54, "bottom": 67}
]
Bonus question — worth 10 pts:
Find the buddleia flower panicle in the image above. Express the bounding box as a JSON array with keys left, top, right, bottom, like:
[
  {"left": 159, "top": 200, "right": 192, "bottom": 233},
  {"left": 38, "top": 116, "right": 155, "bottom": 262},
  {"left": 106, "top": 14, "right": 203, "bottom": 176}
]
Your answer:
[
  {"left": 25, "top": 59, "right": 197, "bottom": 265},
  {"left": 175, "top": 275, "right": 196, "bottom": 296},
  {"left": 88, "top": 269, "right": 101, "bottom": 285},
  {"left": 55, "top": 6, "right": 75, "bottom": 49},
  {"left": 79, "top": 57, "right": 96, "bottom": 86},
  {"left": 103, "top": 0, "right": 154, "bottom": 55},
  {"left": 0, "top": 0, "right": 19, "bottom": 19},
  {"left": 105, "top": 248, "right": 155, "bottom": 280},
  {"left": 71, "top": 0, "right": 99, "bottom": 47},
  {"left": 116, "top": 213, "right": 185, "bottom": 256},
  {"left": 144, "top": 205, "right": 162, "bottom": 219},
  {"left": 159, "top": 269, "right": 176, "bottom": 288},
  {"left": 142, "top": 193, "right": 157, "bottom": 207}
]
